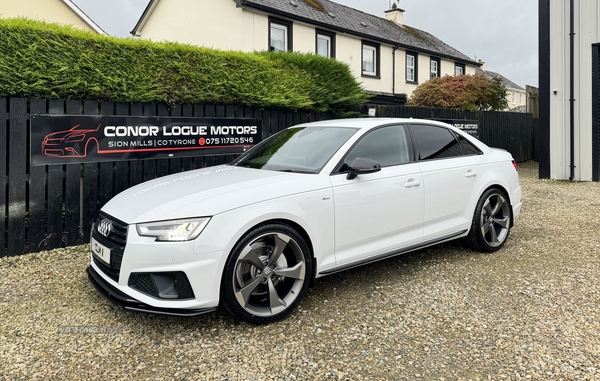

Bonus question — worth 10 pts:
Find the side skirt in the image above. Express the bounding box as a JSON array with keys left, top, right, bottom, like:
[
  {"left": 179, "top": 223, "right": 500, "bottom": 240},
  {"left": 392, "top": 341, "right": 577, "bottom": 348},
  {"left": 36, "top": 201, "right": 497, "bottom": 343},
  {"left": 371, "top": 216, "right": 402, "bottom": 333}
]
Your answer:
[{"left": 318, "top": 230, "right": 468, "bottom": 276}]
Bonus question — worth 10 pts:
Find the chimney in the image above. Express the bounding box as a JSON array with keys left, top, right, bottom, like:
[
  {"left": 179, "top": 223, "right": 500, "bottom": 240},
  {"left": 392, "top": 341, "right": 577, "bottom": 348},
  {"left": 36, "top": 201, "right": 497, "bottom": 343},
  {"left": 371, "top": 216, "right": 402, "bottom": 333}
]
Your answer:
[
  {"left": 478, "top": 59, "right": 485, "bottom": 71},
  {"left": 385, "top": 3, "right": 405, "bottom": 25}
]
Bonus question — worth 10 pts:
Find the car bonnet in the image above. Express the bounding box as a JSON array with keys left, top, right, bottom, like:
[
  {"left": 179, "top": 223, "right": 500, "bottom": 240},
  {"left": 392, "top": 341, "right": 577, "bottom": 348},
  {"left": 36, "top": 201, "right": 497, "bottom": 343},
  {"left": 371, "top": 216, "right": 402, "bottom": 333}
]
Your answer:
[{"left": 101, "top": 165, "right": 326, "bottom": 224}]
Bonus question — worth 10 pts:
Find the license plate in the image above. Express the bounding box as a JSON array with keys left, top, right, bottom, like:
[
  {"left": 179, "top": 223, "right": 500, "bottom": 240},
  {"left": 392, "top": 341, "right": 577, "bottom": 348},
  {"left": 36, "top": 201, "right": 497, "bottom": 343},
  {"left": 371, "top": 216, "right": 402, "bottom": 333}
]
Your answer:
[{"left": 91, "top": 237, "right": 111, "bottom": 265}]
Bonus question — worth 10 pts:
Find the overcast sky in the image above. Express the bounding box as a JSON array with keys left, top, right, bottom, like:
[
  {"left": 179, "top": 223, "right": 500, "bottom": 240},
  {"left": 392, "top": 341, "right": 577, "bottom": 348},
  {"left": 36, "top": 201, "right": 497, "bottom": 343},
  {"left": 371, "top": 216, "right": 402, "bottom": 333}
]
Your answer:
[{"left": 74, "top": 0, "right": 538, "bottom": 88}]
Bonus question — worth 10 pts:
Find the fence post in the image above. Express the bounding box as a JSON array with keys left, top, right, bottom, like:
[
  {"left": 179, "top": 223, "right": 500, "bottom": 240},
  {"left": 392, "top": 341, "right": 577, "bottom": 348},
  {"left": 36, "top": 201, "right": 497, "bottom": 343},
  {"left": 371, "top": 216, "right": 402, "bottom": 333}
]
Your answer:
[
  {"left": 7, "top": 98, "right": 28, "bottom": 256},
  {"left": 0, "top": 98, "right": 6, "bottom": 256}
]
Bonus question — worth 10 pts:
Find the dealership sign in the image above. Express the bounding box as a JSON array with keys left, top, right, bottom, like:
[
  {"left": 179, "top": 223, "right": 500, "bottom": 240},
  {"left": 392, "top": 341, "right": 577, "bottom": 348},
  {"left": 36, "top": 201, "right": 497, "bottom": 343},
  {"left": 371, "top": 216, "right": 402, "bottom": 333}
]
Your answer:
[
  {"left": 31, "top": 115, "right": 262, "bottom": 165},
  {"left": 433, "top": 119, "right": 479, "bottom": 138}
]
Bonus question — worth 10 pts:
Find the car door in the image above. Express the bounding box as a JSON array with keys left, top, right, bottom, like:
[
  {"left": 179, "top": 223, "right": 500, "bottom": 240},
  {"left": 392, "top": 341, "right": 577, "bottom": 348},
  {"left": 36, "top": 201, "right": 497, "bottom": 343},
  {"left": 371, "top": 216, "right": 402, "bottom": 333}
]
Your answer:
[
  {"left": 408, "top": 124, "right": 483, "bottom": 240},
  {"left": 330, "top": 125, "right": 424, "bottom": 267}
]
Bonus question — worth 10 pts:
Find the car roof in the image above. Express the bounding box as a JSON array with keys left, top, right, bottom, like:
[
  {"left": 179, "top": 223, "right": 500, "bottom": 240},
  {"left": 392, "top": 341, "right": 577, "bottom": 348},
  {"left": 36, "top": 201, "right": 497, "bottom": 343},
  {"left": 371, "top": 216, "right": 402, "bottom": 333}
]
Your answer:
[{"left": 296, "top": 118, "right": 452, "bottom": 130}]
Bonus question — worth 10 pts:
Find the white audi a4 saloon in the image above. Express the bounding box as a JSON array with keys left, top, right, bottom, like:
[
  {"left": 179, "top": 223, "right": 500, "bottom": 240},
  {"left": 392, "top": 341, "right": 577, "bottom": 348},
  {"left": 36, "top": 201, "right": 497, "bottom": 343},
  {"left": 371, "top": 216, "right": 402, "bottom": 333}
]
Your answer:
[{"left": 88, "top": 118, "right": 522, "bottom": 324}]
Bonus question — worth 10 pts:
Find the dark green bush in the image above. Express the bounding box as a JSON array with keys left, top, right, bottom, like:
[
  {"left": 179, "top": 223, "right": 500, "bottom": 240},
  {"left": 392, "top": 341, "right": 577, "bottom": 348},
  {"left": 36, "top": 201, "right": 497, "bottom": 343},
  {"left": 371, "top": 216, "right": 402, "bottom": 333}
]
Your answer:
[
  {"left": 0, "top": 18, "right": 369, "bottom": 110},
  {"left": 257, "top": 51, "right": 369, "bottom": 110}
]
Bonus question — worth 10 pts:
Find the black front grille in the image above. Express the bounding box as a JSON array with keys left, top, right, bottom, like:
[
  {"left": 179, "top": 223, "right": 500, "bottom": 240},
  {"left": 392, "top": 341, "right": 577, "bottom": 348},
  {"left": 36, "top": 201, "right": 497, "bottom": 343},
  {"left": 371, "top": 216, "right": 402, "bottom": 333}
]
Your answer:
[{"left": 92, "top": 213, "right": 128, "bottom": 282}]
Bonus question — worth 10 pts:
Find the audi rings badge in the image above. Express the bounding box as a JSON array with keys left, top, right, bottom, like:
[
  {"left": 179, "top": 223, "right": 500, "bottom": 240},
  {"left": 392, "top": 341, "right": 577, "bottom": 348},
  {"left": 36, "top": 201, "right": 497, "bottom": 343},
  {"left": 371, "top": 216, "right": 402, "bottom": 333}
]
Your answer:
[{"left": 98, "top": 219, "right": 112, "bottom": 238}]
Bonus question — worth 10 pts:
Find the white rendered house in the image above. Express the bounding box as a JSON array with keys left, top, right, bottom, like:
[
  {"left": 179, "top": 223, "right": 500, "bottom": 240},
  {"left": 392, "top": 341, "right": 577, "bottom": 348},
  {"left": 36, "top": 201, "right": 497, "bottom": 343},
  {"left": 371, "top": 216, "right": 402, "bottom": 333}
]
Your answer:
[{"left": 131, "top": 0, "right": 480, "bottom": 103}]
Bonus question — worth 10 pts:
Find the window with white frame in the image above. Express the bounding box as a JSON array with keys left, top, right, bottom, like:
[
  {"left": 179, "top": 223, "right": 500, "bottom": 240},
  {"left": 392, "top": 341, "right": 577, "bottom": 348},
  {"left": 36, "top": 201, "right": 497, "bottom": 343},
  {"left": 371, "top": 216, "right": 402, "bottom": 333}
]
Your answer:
[
  {"left": 430, "top": 58, "right": 440, "bottom": 79},
  {"left": 269, "top": 18, "right": 292, "bottom": 52},
  {"left": 512, "top": 91, "right": 515, "bottom": 104},
  {"left": 454, "top": 63, "right": 465, "bottom": 76},
  {"left": 270, "top": 24, "right": 287, "bottom": 52},
  {"left": 406, "top": 53, "right": 417, "bottom": 83},
  {"left": 362, "top": 42, "right": 379, "bottom": 77},
  {"left": 317, "top": 35, "right": 330, "bottom": 57},
  {"left": 316, "top": 30, "right": 335, "bottom": 58},
  {"left": 519, "top": 93, "right": 523, "bottom": 105}
]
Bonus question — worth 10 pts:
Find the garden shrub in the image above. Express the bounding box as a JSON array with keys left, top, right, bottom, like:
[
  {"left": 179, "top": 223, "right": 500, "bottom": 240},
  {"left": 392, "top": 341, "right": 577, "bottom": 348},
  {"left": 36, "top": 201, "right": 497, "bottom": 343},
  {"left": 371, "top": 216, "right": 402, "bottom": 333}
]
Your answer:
[{"left": 0, "top": 18, "right": 368, "bottom": 111}]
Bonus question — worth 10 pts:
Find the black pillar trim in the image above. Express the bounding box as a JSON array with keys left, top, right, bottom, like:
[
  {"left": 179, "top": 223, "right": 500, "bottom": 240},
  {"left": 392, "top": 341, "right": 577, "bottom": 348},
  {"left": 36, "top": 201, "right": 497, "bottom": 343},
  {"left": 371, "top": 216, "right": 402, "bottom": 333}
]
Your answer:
[
  {"left": 538, "top": 0, "right": 551, "bottom": 178},
  {"left": 569, "top": 0, "right": 575, "bottom": 180},
  {"left": 593, "top": 44, "right": 600, "bottom": 181}
]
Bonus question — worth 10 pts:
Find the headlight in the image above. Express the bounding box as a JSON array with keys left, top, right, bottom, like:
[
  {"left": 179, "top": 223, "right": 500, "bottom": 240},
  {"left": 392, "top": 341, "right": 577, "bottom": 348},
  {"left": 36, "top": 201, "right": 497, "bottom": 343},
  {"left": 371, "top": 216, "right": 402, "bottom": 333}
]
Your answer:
[
  {"left": 66, "top": 134, "right": 86, "bottom": 142},
  {"left": 136, "top": 217, "right": 210, "bottom": 242}
]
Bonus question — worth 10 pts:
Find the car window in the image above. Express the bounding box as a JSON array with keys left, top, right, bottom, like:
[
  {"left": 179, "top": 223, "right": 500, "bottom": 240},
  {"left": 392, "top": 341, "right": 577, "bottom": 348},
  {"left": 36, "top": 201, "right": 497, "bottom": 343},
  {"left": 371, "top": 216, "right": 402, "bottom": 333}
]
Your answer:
[
  {"left": 233, "top": 126, "right": 358, "bottom": 173},
  {"left": 409, "top": 124, "right": 463, "bottom": 160},
  {"left": 341, "top": 125, "right": 410, "bottom": 169},
  {"left": 457, "top": 135, "right": 483, "bottom": 155}
]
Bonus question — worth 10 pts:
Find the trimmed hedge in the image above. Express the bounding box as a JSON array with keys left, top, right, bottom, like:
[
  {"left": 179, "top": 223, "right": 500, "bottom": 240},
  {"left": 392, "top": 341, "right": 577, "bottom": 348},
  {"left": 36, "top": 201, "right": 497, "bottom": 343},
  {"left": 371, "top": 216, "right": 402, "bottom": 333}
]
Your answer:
[{"left": 0, "top": 18, "right": 369, "bottom": 110}]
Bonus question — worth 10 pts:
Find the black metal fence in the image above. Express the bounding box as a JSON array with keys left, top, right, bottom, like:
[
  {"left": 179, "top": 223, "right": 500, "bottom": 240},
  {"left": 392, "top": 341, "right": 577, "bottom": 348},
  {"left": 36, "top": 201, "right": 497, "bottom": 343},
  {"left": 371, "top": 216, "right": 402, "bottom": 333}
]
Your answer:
[{"left": 0, "top": 97, "right": 535, "bottom": 257}]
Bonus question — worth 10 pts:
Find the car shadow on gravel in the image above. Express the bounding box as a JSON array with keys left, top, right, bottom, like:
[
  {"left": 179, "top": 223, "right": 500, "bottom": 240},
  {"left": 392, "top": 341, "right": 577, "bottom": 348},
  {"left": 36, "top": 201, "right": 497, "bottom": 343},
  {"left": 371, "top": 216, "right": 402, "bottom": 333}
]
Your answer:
[{"left": 307, "top": 240, "right": 484, "bottom": 300}]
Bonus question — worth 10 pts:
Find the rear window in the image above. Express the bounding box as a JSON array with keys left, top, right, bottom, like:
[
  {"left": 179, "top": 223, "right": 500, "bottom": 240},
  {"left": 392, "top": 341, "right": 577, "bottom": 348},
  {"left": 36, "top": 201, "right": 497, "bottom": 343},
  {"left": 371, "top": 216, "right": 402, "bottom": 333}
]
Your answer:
[{"left": 409, "top": 124, "right": 463, "bottom": 160}]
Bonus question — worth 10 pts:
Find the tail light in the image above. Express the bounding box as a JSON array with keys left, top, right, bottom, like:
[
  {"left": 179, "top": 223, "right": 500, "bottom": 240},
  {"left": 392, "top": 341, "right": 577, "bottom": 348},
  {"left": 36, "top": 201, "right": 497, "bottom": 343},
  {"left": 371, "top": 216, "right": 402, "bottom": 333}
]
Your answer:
[{"left": 512, "top": 160, "right": 518, "bottom": 171}]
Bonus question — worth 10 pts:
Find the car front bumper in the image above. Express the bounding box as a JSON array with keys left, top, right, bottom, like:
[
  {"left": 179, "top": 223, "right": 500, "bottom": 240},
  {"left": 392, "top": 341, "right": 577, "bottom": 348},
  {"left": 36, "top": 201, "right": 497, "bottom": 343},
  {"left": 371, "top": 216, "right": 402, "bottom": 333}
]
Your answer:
[
  {"left": 88, "top": 212, "right": 232, "bottom": 316},
  {"left": 87, "top": 266, "right": 217, "bottom": 317}
]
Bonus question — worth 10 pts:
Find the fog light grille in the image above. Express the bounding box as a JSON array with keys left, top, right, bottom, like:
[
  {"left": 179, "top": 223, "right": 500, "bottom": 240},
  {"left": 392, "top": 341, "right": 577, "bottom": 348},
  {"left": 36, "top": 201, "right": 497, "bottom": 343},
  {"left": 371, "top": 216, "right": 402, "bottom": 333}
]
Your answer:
[
  {"left": 128, "top": 272, "right": 194, "bottom": 300},
  {"left": 130, "top": 274, "right": 158, "bottom": 296}
]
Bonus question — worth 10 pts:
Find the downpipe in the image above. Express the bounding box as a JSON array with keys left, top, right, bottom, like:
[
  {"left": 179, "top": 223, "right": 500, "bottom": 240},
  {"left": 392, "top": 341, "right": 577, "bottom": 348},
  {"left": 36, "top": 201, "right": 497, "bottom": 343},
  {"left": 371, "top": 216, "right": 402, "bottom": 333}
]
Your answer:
[
  {"left": 569, "top": 0, "right": 576, "bottom": 180},
  {"left": 392, "top": 46, "right": 398, "bottom": 94}
]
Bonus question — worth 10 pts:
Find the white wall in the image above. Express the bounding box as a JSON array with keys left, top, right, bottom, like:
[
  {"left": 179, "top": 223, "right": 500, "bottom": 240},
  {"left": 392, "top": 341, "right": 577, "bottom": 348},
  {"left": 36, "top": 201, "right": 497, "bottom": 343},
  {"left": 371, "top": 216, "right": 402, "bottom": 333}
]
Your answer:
[
  {"left": 335, "top": 34, "right": 362, "bottom": 86},
  {"left": 242, "top": 11, "right": 269, "bottom": 52},
  {"left": 549, "top": 0, "right": 598, "bottom": 181},
  {"left": 440, "top": 60, "right": 455, "bottom": 77},
  {"left": 507, "top": 89, "right": 527, "bottom": 111},
  {"left": 140, "top": 0, "right": 269, "bottom": 50},
  {"left": 293, "top": 22, "right": 314, "bottom": 53},
  {"left": 0, "top": 0, "right": 95, "bottom": 32}
]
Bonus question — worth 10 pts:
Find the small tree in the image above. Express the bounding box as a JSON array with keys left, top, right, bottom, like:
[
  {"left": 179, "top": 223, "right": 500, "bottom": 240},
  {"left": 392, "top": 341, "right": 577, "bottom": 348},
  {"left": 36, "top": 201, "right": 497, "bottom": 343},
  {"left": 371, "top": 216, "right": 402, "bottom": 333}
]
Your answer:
[{"left": 408, "top": 74, "right": 508, "bottom": 111}]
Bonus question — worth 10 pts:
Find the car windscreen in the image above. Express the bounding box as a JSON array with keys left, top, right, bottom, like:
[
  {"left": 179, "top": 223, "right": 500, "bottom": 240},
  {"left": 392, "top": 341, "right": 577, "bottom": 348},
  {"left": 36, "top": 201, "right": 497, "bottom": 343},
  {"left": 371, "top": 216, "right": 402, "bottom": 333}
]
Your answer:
[{"left": 232, "top": 127, "right": 359, "bottom": 173}]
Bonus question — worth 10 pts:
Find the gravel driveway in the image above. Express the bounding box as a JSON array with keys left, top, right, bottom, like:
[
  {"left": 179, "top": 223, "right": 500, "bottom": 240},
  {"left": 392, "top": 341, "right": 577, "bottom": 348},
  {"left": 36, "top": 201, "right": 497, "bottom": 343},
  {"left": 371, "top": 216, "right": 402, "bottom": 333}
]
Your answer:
[{"left": 1, "top": 161, "right": 600, "bottom": 380}]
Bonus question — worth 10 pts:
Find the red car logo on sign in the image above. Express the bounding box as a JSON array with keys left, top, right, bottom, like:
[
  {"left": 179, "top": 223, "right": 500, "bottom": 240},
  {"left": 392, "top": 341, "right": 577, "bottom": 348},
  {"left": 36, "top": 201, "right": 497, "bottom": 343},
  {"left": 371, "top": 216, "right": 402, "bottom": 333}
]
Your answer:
[{"left": 41, "top": 124, "right": 102, "bottom": 158}]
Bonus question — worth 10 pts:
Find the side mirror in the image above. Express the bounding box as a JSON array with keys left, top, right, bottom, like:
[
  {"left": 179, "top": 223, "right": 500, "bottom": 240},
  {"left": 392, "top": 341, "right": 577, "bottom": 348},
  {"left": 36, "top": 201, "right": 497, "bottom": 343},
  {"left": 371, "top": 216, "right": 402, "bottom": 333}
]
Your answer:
[{"left": 346, "top": 157, "right": 381, "bottom": 180}]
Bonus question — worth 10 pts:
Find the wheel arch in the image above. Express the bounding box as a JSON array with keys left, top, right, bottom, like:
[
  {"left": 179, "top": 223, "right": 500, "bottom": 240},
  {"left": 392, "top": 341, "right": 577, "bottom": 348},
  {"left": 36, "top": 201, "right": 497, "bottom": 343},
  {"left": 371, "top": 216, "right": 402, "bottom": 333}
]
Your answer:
[
  {"left": 473, "top": 158, "right": 521, "bottom": 230},
  {"left": 84, "top": 137, "right": 99, "bottom": 157},
  {"left": 476, "top": 183, "right": 514, "bottom": 228},
  {"left": 218, "top": 218, "right": 317, "bottom": 323},
  {"left": 465, "top": 184, "right": 515, "bottom": 252}
]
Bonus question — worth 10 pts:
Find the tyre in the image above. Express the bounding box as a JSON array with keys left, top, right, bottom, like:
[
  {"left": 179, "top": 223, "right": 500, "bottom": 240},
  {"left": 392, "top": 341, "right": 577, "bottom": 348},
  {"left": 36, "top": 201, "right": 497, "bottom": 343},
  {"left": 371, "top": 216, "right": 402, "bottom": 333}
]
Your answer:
[
  {"left": 220, "top": 223, "right": 312, "bottom": 324},
  {"left": 466, "top": 188, "right": 512, "bottom": 252}
]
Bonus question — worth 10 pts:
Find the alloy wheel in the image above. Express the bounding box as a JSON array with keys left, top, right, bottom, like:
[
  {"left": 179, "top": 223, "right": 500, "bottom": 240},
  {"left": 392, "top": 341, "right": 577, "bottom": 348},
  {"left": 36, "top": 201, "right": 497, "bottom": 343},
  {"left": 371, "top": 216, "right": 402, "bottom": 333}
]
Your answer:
[
  {"left": 232, "top": 232, "right": 306, "bottom": 318},
  {"left": 479, "top": 193, "right": 510, "bottom": 248}
]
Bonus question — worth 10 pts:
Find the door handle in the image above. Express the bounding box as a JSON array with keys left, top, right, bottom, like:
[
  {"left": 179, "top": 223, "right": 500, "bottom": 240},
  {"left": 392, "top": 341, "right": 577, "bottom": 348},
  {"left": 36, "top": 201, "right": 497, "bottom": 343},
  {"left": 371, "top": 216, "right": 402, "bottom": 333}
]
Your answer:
[
  {"left": 404, "top": 179, "right": 421, "bottom": 188},
  {"left": 465, "top": 170, "right": 478, "bottom": 178}
]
